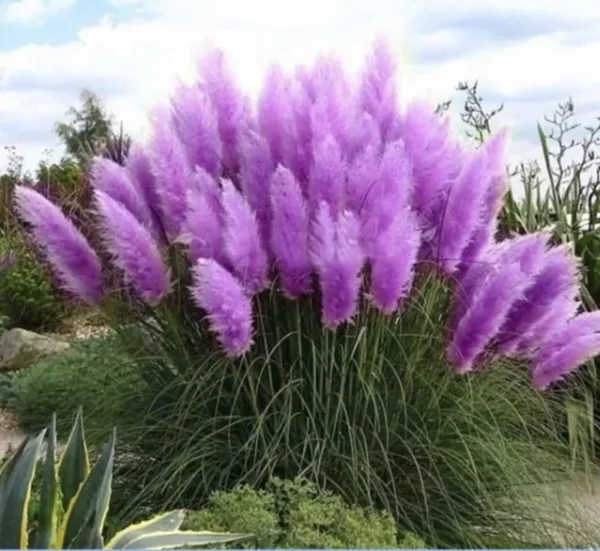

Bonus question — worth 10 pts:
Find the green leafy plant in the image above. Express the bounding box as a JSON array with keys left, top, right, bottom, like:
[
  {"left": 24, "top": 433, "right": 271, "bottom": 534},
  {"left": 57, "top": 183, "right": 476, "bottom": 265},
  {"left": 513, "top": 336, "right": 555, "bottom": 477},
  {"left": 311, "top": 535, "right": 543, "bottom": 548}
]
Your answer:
[
  {"left": 0, "top": 409, "right": 249, "bottom": 549},
  {"left": 0, "top": 234, "right": 67, "bottom": 331},
  {"left": 7, "top": 336, "right": 142, "bottom": 442},
  {"left": 184, "top": 478, "right": 423, "bottom": 549}
]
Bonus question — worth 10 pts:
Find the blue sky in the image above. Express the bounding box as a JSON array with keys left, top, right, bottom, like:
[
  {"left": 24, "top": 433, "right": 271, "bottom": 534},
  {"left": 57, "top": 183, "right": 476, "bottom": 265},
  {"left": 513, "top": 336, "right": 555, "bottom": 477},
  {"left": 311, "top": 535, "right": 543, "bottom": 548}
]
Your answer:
[{"left": 1, "top": 0, "right": 599, "bottom": 175}]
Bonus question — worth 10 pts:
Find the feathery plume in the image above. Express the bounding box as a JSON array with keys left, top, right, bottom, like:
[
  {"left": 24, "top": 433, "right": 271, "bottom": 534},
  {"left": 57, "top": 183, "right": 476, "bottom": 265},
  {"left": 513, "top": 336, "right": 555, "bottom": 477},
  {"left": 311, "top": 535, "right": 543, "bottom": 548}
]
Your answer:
[
  {"left": 94, "top": 190, "right": 170, "bottom": 305},
  {"left": 14, "top": 186, "right": 103, "bottom": 304},
  {"left": 191, "top": 258, "right": 253, "bottom": 356},
  {"left": 270, "top": 166, "right": 313, "bottom": 297}
]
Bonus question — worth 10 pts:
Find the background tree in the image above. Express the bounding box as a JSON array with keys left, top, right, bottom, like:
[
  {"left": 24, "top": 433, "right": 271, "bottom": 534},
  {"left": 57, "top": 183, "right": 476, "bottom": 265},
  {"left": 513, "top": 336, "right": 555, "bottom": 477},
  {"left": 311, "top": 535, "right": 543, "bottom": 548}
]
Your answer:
[{"left": 55, "top": 88, "right": 131, "bottom": 168}]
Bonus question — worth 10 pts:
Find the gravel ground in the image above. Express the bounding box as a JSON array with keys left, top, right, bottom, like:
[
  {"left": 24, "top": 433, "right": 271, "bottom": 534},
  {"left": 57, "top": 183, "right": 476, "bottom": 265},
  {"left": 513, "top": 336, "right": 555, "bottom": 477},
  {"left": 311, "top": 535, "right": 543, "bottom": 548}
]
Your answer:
[{"left": 0, "top": 406, "right": 27, "bottom": 459}]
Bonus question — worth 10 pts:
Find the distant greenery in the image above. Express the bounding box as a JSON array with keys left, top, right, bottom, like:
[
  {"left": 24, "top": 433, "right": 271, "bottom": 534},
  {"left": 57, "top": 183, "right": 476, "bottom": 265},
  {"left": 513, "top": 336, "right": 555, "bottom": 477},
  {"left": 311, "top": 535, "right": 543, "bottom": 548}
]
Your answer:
[{"left": 0, "top": 233, "right": 67, "bottom": 331}]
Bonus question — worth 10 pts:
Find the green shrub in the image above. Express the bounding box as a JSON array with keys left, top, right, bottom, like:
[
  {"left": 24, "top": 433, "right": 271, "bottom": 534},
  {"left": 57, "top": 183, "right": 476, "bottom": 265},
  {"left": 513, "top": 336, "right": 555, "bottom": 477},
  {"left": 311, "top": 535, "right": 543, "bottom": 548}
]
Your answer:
[
  {"left": 183, "top": 478, "right": 421, "bottom": 549},
  {"left": 7, "top": 335, "right": 142, "bottom": 441},
  {"left": 0, "top": 235, "right": 67, "bottom": 331}
]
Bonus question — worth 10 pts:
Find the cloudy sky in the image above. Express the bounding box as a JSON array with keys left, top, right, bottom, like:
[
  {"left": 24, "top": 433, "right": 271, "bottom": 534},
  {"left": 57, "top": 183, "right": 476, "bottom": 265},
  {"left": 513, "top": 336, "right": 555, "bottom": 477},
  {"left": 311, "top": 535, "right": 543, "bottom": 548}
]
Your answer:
[{"left": 0, "top": 0, "right": 598, "bottom": 174}]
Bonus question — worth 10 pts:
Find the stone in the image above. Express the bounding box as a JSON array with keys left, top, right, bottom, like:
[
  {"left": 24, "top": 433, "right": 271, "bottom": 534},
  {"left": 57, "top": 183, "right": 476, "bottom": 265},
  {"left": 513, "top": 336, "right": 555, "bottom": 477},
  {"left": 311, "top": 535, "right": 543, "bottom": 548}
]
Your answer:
[{"left": 0, "top": 328, "right": 70, "bottom": 372}]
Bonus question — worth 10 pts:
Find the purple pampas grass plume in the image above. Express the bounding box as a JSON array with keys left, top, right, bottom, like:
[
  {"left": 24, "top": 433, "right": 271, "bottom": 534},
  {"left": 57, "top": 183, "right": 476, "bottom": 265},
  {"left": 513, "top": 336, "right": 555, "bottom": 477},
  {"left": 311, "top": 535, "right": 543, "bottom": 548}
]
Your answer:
[
  {"left": 515, "top": 295, "right": 579, "bottom": 356},
  {"left": 94, "top": 190, "right": 170, "bottom": 306},
  {"left": 435, "top": 149, "right": 488, "bottom": 274},
  {"left": 170, "top": 82, "right": 222, "bottom": 176},
  {"left": 239, "top": 130, "right": 274, "bottom": 245},
  {"left": 346, "top": 144, "right": 379, "bottom": 215},
  {"left": 289, "top": 81, "right": 313, "bottom": 186},
  {"left": 532, "top": 328, "right": 600, "bottom": 390},
  {"left": 496, "top": 245, "right": 580, "bottom": 355},
  {"left": 310, "top": 203, "right": 364, "bottom": 327},
  {"left": 90, "top": 157, "right": 155, "bottom": 231},
  {"left": 447, "top": 259, "right": 529, "bottom": 373},
  {"left": 535, "top": 311, "right": 600, "bottom": 367},
  {"left": 370, "top": 209, "right": 421, "bottom": 313},
  {"left": 359, "top": 38, "right": 398, "bottom": 140},
  {"left": 358, "top": 139, "right": 412, "bottom": 251},
  {"left": 451, "top": 234, "right": 550, "bottom": 338},
  {"left": 182, "top": 184, "right": 224, "bottom": 266},
  {"left": 221, "top": 179, "right": 269, "bottom": 294},
  {"left": 13, "top": 186, "right": 103, "bottom": 304},
  {"left": 309, "top": 134, "right": 345, "bottom": 214},
  {"left": 148, "top": 108, "right": 192, "bottom": 239},
  {"left": 191, "top": 258, "right": 253, "bottom": 356},
  {"left": 126, "top": 144, "right": 163, "bottom": 234},
  {"left": 197, "top": 48, "right": 252, "bottom": 171},
  {"left": 270, "top": 166, "right": 312, "bottom": 298},
  {"left": 401, "top": 101, "right": 457, "bottom": 220},
  {"left": 457, "top": 130, "right": 510, "bottom": 273},
  {"left": 258, "top": 64, "right": 296, "bottom": 167}
]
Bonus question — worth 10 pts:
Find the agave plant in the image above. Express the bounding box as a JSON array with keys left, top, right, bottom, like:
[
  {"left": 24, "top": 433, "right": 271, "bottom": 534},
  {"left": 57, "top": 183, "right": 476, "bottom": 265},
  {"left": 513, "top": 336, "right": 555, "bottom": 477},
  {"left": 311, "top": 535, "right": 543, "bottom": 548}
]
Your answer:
[{"left": 0, "top": 409, "right": 248, "bottom": 549}]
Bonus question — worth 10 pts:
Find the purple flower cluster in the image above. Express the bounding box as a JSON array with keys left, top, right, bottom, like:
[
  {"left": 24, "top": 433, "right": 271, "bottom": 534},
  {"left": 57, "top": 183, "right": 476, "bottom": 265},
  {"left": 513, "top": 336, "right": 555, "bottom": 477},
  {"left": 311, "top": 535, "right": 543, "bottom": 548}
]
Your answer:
[{"left": 13, "top": 41, "right": 600, "bottom": 388}]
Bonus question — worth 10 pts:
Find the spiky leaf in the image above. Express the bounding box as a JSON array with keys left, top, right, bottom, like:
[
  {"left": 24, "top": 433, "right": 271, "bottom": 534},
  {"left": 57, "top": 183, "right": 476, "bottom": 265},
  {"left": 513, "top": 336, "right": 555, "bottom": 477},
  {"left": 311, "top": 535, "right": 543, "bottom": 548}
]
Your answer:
[
  {"left": 121, "top": 531, "right": 250, "bottom": 549},
  {"left": 105, "top": 510, "right": 186, "bottom": 549},
  {"left": 0, "top": 430, "right": 46, "bottom": 549},
  {"left": 57, "top": 407, "right": 89, "bottom": 511},
  {"left": 56, "top": 428, "right": 115, "bottom": 549},
  {"left": 35, "top": 413, "right": 60, "bottom": 549}
]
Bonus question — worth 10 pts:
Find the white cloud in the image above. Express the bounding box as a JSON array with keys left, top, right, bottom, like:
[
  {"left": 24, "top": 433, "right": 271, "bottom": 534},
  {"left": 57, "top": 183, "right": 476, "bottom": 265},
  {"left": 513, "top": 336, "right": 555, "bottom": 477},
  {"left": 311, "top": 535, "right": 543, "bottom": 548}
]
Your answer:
[
  {"left": 1, "top": 0, "right": 599, "bottom": 179},
  {"left": 1, "top": 0, "right": 76, "bottom": 25}
]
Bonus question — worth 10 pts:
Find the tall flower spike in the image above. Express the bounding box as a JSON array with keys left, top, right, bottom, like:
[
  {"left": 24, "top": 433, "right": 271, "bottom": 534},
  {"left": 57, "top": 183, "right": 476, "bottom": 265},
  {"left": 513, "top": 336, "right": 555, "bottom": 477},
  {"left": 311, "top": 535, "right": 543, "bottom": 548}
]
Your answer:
[
  {"left": 94, "top": 190, "right": 170, "bottom": 306},
  {"left": 452, "top": 234, "right": 550, "bottom": 328},
  {"left": 13, "top": 186, "right": 103, "bottom": 304},
  {"left": 370, "top": 208, "right": 421, "bottom": 313},
  {"left": 258, "top": 64, "right": 296, "bottom": 168},
  {"left": 496, "top": 245, "right": 580, "bottom": 355},
  {"left": 289, "top": 81, "right": 313, "bottom": 186},
  {"left": 309, "top": 134, "right": 345, "bottom": 214},
  {"left": 90, "top": 157, "right": 154, "bottom": 231},
  {"left": 238, "top": 130, "right": 274, "bottom": 246},
  {"left": 221, "top": 179, "right": 269, "bottom": 294},
  {"left": 516, "top": 295, "right": 579, "bottom": 356},
  {"left": 147, "top": 108, "right": 192, "bottom": 239},
  {"left": 533, "top": 332, "right": 600, "bottom": 390},
  {"left": 358, "top": 139, "right": 412, "bottom": 253},
  {"left": 435, "top": 149, "right": 488, "bottom": 274},
  {"left": 190, "top": 258, "right": 253, "bottom": 356},
  {"left": 535, "top": 311, "right": 600, "bottom": 367},
  {"left": 126, "top": 144, "right": 163, "bottom": 235},
  {"left": 270, "top": 166, "right": 313, "bottom": 298},
  {"left": 197, "top": 48, "right": 252, "bottom": 171},
  {"left": 359, "top": 38, "right": 398, "bottom": 140},
  {"left": 170, "top": 82, "right": 222, "bottom": 177},
  {"left": 447, "top": 259, "right": 529, "bottom": 373},
  {"left": 310, "top": 203, "right": 364, "bottom": 327},
  {"left": 183, "top": 181, "right": 224, "bottom": 266},
  {"left": 457, "top": 129, "right": 510, "bottom": 273},
  {"left": 401, "top": 101, "right": 456, "bottom": 220}
]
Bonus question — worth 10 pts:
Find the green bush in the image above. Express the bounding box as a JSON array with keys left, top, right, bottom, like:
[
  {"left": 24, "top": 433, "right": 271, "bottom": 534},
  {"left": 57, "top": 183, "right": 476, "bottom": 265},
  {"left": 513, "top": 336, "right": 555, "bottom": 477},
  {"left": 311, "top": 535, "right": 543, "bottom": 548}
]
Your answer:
[
  {"left": 7, "top": 335, "right": 142, "bottom": 441},
  {"left": 0, "top": 235, "right": 67, "bottom": 331},
  {"left": 183, "top": 478, "right": 422, "bottom": 549}
]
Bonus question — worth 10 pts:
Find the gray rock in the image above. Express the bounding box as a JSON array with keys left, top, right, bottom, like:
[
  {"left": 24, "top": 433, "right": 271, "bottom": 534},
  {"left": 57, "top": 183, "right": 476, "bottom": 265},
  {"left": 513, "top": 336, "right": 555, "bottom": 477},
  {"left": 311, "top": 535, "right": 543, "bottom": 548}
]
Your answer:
[{"left": 0, "top": 328, "right": 70, "bottom": 372}]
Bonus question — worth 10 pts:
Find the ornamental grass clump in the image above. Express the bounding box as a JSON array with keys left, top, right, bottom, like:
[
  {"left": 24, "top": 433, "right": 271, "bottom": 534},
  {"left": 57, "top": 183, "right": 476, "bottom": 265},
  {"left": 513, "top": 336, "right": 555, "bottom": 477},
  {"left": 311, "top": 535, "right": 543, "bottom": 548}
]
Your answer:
[{"left": 13, "top": 40, "right": 600, "bottom": 546}]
